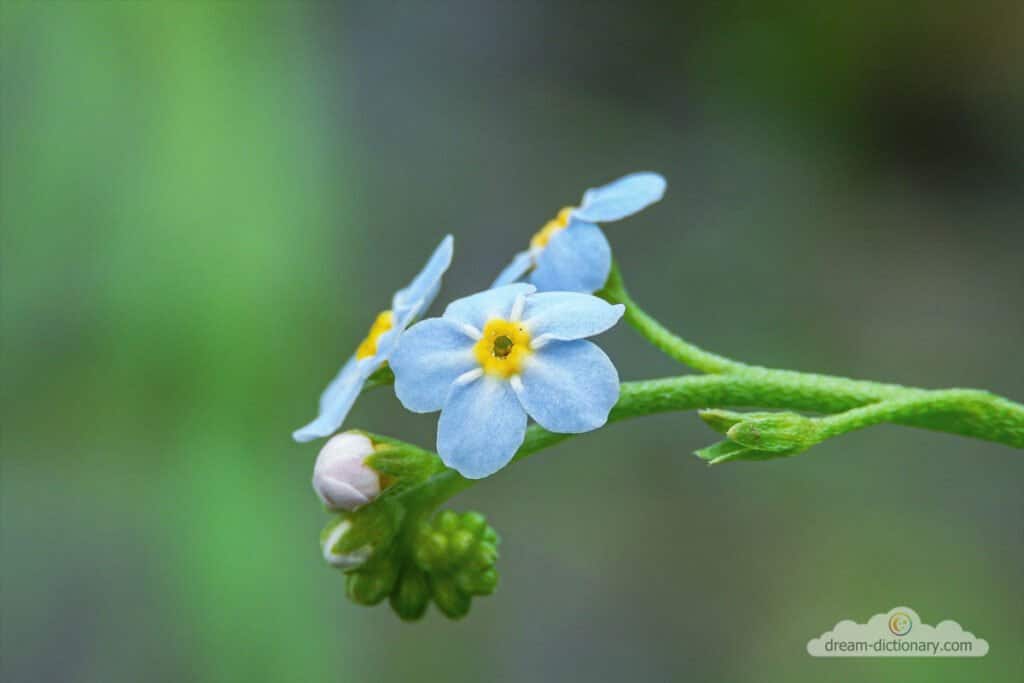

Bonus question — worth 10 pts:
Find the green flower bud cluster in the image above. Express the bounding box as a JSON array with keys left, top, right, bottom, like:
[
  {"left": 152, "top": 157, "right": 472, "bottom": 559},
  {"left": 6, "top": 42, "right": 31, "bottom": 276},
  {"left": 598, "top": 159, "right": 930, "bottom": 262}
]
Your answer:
[
  {"left": 407, "top": 510, "right": 500, "bottom": 620},
  {"left": 325, "top": 501, "right": 500, "bottom": 621},
  {"left": 696, "top": 409, "right": 821, "bottom": 464}
]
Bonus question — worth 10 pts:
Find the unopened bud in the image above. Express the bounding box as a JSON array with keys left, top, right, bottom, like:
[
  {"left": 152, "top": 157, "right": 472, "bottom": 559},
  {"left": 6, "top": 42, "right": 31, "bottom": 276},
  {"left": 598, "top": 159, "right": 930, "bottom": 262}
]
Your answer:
[
  {"left": 455, "top": 567, "right": 498, "bottom": 596},
  {"left": 410, "top": 509, "right": 501, "bottom": 620},
  {"left": 431, "top": 575, "right": 471, "bottom": 619},
  {"left": 321, "top": 518, "right": 372, "bottom": 569},
  {"left": 313, "top": 431, "right": 382, "bottom": 511},
  {"left": 726, "top": 412, "right": 817, "bottom": 453},
  {"left": 390, "top": 566, "right": 431, "bottom": 621},
  {"left": 346, "top": 556, "right": 400, "bottom": 606}
]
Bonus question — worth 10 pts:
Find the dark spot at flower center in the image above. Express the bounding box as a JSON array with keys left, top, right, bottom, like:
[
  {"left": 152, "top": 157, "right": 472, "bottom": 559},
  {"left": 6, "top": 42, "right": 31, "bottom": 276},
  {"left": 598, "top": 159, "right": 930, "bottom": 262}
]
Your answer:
[{"left": 492, "top": 335, "right": 514, "bottom": 359}]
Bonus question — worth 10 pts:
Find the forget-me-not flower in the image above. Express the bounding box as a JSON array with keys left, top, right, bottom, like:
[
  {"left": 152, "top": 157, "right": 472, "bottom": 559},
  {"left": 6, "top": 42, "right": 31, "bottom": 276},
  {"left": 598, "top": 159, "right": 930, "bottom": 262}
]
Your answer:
[
  {"left": 493, "top": 172, "right": 666, "bottom": 294},
  {"left": 390, "top": 283, "right": 624, "bottom": 479},
  {"left": 293, "top": 235, "right": 454, "bottom": 443}
]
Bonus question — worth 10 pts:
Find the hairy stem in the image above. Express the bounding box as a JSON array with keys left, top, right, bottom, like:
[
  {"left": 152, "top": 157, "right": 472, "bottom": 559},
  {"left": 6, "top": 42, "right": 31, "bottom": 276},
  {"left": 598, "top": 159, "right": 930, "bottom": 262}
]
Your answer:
[
  {"left": 812, "top": 389, "right": 1024, "bottom": 442},
  {"left": 598, "top": 263, "right": 1024, "bottom": 445},
  {"left": 400, "top": 374, "right": 1024, "bottom": 513},
  {"left": 381, "top": 265, "right": 1022, "bottom": 514}
]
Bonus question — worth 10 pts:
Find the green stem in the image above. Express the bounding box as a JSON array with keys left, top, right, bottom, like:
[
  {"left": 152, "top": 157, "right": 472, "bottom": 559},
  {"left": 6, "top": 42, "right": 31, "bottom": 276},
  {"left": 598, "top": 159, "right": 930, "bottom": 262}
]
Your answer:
[
  {"left": 399, "top": 375, "right": 1024, "bottom": 513},
  {"left": 598, "top": 264, "right": 741, "bottom": 373},
  {"left": 813, "top": 389, "right": 1021, "bottom": 442},
  {"left": 381, "top": 264, "right": 1022, "bottom": 513},
  {"left": 599, "top": 263, "right": 1024, "bottom": 445}
]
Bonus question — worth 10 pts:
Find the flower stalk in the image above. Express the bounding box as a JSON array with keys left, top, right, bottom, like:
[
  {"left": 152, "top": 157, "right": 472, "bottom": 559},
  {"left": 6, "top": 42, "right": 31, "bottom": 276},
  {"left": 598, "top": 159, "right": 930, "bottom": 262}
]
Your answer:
[{"left": 381, "top": 373, "right": 1024, "bottom": 515}]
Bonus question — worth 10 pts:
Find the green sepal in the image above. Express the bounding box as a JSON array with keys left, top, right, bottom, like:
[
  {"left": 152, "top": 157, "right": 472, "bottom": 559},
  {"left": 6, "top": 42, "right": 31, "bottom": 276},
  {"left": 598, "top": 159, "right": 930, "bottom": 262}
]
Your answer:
[
  {"left": 694, "top": 439, "right": 752, "bottom": 464},
  {"left": 360, "top": 365, "right": 395, "bottom": 393},
  {"left": 331, "top": 498, "right": 404, "bottom": 557},
  {"left": 363, "top": 436, "right": 445, "bottom": 487},
  {"left": 319, "top": 516, "right": 345, "bottom": 548},
  {"left": 694, "top": 439, "right": 797, "bottom": 465},
  {"left": 698, "top": 409, "right": 747, "bottom": 434}
]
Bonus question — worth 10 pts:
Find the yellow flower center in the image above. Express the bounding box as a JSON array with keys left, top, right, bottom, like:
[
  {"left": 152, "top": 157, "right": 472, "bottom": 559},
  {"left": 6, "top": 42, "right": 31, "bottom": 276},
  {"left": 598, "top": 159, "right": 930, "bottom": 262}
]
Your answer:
[
  {"left": 473, "top": 318, "right": 532, "bottom": 378},
  {"left": 355, "top": 310, "right": 395, "bottom": 360},
  {"left": 529, "top": 206, "right": 575, "bottom": 251}
]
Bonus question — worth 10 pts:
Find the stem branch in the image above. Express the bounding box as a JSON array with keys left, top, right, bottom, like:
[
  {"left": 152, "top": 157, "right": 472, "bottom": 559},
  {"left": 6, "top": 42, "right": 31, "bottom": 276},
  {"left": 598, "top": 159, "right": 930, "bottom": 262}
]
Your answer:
[
  {"left": 398, "top": 375, "right": 1024, "bottom": 513},
  {"left": 382, "top": 264, "right": 1023, "bottom": 514}
]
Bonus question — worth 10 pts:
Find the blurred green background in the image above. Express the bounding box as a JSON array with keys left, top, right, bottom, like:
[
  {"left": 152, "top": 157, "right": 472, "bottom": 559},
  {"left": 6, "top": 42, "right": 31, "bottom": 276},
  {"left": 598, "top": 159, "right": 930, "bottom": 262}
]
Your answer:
[{"left": 2, "top": 1, "right": 1022, "bottom": 681}]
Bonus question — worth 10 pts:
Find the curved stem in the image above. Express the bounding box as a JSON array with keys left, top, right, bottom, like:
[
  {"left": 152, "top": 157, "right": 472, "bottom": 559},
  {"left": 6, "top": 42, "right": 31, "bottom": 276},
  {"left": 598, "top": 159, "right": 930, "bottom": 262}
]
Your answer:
[
  {"left": 598, "top": 263, "right": 741, "bottom": 374},
  {"left": 598, "top": 264, "right": 1024, "bottom": 446}
]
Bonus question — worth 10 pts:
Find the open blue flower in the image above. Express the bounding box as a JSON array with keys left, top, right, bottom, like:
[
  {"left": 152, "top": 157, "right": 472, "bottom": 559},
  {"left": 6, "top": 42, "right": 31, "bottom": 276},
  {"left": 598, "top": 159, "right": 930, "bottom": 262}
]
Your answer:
[
  {"left": 493, "top": 172, "right": 666, "bottom": 294},
  {"left": 390, "top": 284, "right": 624, "bottom": 478},
  {"left": 293, "top": 235, "right": 454, "bottom": 443}
]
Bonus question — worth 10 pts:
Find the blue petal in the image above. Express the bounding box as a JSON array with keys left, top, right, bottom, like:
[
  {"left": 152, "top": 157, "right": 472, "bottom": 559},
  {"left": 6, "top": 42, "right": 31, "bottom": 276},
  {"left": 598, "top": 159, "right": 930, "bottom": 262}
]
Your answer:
[
  {"left": 521, "top": 292, "right": 624, "bottom": 342},
  {"left": 391, "top": 318, "right": 477, "bottom": 413},
  {"left": 293, "top": 235, "right": 453, "bottom": 444},
  {"left": 573, "top": 172, "right": 666, "bottom": 223},
  {"left": 371, "top": 324, "right": 404, "bottom": 363},
  {"left": 437, "top": 375, "right": 528, "bottom": 479},
  {"left": 293, "top": 356, "right": 376, "bottom": 442},
  {"left": 392, "top": 235, "right": 454, "bottom": 321},
  {"left": 529, "top": 222, "right": 611, "bottom": 294},
  {"left": 513, "top": 340, "right": 619, "bottom": 433},
  {"left": 491, "top": 250, "right": 534, "bottom": 288},
  {"left": 443, "top": 283, "right": 535, "bottom": 329}
]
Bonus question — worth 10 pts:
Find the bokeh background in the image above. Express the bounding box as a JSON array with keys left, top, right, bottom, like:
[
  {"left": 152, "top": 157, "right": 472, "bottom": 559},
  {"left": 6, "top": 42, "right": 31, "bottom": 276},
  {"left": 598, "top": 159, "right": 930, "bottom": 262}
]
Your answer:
[{"left": 3, "top": 1, "right": 1023, "bottom": 681}]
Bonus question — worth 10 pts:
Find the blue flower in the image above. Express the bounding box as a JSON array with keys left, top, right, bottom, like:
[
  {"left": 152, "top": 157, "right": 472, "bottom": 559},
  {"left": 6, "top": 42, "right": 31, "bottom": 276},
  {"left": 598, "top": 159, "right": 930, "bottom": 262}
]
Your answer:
[
  {"left": 493, "top": 172, "right": 666, "bottom": 294},
  {"left": 390, "top": 284, "right": 624, "bottom": 478},
  {"left": 293, "top": 235, "right": 454, "bottom": 443}
]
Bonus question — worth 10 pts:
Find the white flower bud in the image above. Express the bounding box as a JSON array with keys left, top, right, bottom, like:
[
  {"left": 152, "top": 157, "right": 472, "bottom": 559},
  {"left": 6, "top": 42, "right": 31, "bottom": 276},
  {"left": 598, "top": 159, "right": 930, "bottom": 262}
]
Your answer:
[
  {"left": 312, "top": 431, "right": 382, "bottom": 511},
  {"left": 321, "top": 519, "right": 372, "bottom": 569}
]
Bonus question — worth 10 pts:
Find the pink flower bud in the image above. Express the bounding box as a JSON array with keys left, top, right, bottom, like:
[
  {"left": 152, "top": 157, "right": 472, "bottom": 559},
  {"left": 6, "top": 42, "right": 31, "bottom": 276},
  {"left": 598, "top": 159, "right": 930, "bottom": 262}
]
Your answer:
[{"left": 312, "top": 432, "right": 381, "bottom": 511}]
